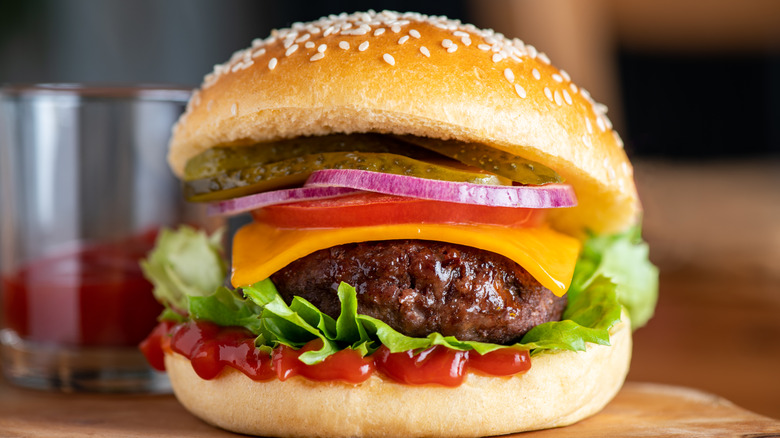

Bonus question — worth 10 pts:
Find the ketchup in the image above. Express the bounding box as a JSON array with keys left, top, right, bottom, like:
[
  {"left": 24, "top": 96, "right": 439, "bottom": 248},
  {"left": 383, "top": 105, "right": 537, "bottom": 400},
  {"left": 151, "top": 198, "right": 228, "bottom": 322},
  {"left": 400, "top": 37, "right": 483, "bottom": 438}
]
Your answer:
[
  {"left": 142, "top": 321, "right": 532, "bottom": 386},
  {"left": 1, "top": 230, "right": 163, "bottom": 347}
]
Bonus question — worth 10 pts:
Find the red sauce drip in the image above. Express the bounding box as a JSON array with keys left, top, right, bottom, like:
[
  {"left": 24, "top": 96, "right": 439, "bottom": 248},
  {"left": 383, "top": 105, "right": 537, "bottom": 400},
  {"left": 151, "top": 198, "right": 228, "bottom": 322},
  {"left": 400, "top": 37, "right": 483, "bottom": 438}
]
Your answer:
[
  {"left": 169, "top": 321, "right": 275, "bottom": 381},
  {"left": 2, "top": 230, "right": 162, "bottom": 347},
  {"left": 468, "top": 347, "right": 532, "bottom": 376},
  {"left": 139, "top": 320, "right": 175, "bottom": 371},
  {"left": 374, "top": 345, "right": 468, "bottom": 387},
  {"left": 141, "top": 321, "right": 532, "bottom": 386},
  {"left": 273, "top": 339, "right": 375, "bottom": 384}
]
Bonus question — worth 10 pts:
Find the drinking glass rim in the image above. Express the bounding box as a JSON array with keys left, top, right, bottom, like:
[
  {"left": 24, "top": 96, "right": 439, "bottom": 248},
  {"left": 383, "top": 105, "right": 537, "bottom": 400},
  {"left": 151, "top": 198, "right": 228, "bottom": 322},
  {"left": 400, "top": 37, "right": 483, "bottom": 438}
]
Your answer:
[{"left": 0, "top": 83, "right": 192, "bottom": 102}]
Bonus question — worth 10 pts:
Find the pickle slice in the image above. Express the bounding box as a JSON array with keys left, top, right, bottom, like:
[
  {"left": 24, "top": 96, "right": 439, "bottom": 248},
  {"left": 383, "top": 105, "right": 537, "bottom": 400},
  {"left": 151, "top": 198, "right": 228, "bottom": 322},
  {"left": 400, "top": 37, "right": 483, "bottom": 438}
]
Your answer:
[
  {"left": 184, "top": 134, "right": 434, "bottom": 181},
  {"left": 398, "top": 136, "right": 562, "bottom": 185},
  {"left": 184, "top": 152, "right": 510, "bottom": 202}
]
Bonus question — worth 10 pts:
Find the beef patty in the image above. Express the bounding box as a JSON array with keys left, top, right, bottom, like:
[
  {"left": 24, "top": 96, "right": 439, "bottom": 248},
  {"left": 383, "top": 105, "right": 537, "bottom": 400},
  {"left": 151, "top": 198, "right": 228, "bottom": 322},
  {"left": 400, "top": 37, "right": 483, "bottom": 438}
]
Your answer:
[{"left": 270, "top": 240, "right": 567, "bottom": 344}]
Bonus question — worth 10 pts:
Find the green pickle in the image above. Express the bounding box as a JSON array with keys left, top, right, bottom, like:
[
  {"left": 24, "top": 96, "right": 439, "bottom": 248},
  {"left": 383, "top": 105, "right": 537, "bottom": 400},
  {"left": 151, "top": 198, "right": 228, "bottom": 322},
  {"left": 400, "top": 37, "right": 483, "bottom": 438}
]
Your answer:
[
  {"left": 398, "top": 136, "right": 563, "bottom": 185},
  {"left": 184, "top": 152, "right": 510, "bottom": 202},
  {"left": 182, "top": 134, "right": 562, "bottom": 202},
  {"left": 184, "top": 134, "right": 431, "bottom": 181},
  {"left": 399, "top": 136, "right": 562, "bottom": 185}
]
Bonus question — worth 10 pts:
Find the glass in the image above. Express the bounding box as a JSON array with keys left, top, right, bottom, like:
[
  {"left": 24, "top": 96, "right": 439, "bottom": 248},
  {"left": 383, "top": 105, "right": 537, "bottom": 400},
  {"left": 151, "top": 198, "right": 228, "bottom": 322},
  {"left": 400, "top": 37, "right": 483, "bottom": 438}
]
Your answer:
[{"left": 0, "top": 84, "right": 211, "bottom": 393}]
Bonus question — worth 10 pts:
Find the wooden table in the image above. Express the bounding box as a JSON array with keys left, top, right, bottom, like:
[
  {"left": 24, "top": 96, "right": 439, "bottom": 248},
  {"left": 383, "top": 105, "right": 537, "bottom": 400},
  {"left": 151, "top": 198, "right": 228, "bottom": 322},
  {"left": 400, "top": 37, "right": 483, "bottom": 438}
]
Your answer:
[
  {"left": 630, "top": 160, "right": 780, "bottom": 420},
  {"left": 2, "top": 378, "right": 779, "bottom": 437},
  {"left": 2, "top": 160, "right": 779, "bottom": 436}
]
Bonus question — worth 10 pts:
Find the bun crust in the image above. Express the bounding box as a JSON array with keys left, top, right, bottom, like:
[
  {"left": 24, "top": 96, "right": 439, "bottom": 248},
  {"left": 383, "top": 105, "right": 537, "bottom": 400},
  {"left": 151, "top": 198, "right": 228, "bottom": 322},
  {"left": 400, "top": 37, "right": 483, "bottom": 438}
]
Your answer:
[
  {"left": 165, "top": 314, "right": 631, "bottom": 438},
  {"left": 168, "top": 11, "right": 638, "bottom": 235}
]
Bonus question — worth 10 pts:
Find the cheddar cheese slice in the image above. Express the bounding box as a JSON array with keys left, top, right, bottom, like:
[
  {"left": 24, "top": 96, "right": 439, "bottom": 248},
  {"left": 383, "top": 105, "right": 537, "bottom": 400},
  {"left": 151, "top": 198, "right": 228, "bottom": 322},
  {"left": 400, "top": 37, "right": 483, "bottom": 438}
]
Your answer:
[{"left": 232, "top": 222, "right": 581, "bottom": 296}]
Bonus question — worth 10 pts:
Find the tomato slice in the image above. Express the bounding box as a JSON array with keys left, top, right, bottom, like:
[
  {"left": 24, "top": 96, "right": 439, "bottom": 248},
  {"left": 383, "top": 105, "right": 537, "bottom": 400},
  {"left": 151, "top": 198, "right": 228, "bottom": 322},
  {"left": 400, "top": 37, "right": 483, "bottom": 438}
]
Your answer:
[{"left": 251, "top": 192, "right": 546, "bottom": 229}]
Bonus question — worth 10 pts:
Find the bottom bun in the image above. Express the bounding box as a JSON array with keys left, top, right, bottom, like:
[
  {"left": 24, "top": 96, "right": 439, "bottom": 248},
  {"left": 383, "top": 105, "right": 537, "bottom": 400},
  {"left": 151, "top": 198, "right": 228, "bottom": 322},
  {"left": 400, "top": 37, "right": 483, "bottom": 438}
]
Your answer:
[{"left": 166, "top": 313, "right": 631, "bottom": 438}]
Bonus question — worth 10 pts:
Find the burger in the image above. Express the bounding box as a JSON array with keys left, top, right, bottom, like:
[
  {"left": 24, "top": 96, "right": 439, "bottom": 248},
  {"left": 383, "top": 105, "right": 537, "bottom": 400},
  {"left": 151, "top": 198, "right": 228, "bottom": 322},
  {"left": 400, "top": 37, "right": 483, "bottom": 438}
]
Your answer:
[{"left": 139, "top": 10, "right": 658, "bottom": 438}]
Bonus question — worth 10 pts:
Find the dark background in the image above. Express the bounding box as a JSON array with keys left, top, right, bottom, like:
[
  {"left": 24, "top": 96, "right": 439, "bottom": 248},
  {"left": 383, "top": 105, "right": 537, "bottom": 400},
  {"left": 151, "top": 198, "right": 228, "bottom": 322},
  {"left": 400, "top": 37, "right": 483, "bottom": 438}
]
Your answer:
[{"left": 2, "top": 0, "right": 779, "bottom": 159}]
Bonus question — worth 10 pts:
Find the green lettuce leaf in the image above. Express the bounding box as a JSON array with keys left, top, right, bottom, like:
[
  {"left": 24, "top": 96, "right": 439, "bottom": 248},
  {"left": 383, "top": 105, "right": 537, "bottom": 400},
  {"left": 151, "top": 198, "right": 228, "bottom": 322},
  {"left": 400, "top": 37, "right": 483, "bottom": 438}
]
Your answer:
[
  {"left": 140, "top": 226, "right": 227, "bottom": 313},
  {"left": 142, "top": 225, "right": 654, "bottom": 364},
  {"left": 237, "top": 280, "right": 622, "bottom": 363},
  {"left": 572, "top": 225, "right": 658, "bottom": 329},
  {"left": 189, "top": 286, "right": 264, "bottom": 334}
]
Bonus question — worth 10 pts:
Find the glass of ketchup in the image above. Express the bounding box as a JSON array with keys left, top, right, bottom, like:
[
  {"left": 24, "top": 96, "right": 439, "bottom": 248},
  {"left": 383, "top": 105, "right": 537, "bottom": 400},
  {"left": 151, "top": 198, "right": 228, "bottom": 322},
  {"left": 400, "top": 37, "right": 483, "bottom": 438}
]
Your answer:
[{"left": 0, "top": 84, "right": 217, "bottom": 393}]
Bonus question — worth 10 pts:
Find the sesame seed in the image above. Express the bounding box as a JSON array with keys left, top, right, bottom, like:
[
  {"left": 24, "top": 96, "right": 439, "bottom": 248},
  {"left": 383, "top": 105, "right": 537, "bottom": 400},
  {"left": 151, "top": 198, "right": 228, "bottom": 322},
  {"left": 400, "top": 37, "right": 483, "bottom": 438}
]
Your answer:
[
  {"left": 391, "top": 24, "right": 402, "bottom": 33},
  {"left": 359, "top": 41, "right": 369, "bottom": 51},
  {"left": 504, "top": 68, "right": 514, "bottom": 83},
  {"left": 323, "top": 25, "right": 336, "bottom": 36},
  {"left": 398, "top": 35, "right": 409, "bottom": 44},
  {"left": 383, "top": 53, "right": 395, "bottom": 65},
  {"left": 563, "top": 89, "right": 573, "bottom": 105},
  {"left": 585, "top": 118, "right": 594, "bottom": 134},
  {"left": 318, "top": 44, "right": 327, "bottom": 53},
  {"left": 560, "top": 69, "right": 571, "bottom": 82},
  {"left": 310, "top": 52, "right": 325, "bottom": 61},
  {"left": 442, "top": 39, "right": 453, "bottom": 48},
  {"left": 514, "top": 84, "right": 527, "bottom": 98},
  {"left": 477, "top": 44, "right": 491, "bottom": 51},
  {"left": 582, "top": 135, "right": 592, "bottom": 148},
  {"left": 374, "top": 28, "right": 385, "bottom": 36},
  {"left": 453, "top": 30, "right": 469, "bottom": 37},
  {"left": 527, "top": 45, "right": 538, "bottom": 58},
  {"left": 420, "top": 46, "right": 430, "bottom": 57},
  {"left": 447, "top": 44, "right": 457, "bottom": 53},
  {"left": 285, "top": 44, "right": 299, "bottom": 56},
  {"left": 596, "top": 116, "right": 607, "bottom": 132},
  {"left": 251, "top": 48, "right": 266, "bottom": 58},
  {"left": 295, "top": 34, "right": 311, "bottom": 43},
  {"left": 544, "top": 87, "right": 553, "bottom": 101},
  {"left": 552, "top": 73, "right": 563, "bottom": 82},
  {"left": 492, "top": 53, "right": 503, "bottom": 62},
  {"left": 461, "top": 37, "right": 472, "bottom": 46},
  {"left": 231, "top": 103, "right": 237, "bottom": 116},
  {"left": 409, "top": 29, "right": 421, "bottom": 38},
  {"left": 581, "top": 88, "right": 593, "bottom": 102},
  {"left": 305, "top": 41, "right": 315, "bottom": 49},
  {"left": 532, "top": 68, "right": 541, "bottom": 80},
  {"left": 615, "top": 132, "right": 625, "bottom": 149},
  {"left": 554, "top": 90, "right": 563, "bottom": 106},
  {"left": 339, "top": 41, "right": 350, "bottom": 50},
  {"left": 570, "top": 83, "right": 579, "bottom": 94},
  {"left": 538, "top": 52, "right": 551, "bottom": 64},
  {"left": 268, "top": 57, "right": 278, "bottom": 70}
]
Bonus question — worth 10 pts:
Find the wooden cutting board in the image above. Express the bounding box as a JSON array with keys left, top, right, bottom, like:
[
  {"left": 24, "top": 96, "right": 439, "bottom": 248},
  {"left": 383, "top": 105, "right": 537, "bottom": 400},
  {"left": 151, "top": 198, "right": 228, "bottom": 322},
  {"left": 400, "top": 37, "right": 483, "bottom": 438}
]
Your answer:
[{"left": 1, "top": 381, "right": 778, "bottom": 437}]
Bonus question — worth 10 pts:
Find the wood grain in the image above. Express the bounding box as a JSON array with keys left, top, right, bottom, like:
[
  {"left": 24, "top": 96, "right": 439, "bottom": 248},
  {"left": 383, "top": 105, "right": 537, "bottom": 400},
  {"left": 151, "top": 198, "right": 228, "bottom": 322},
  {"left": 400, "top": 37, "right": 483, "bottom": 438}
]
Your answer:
[
  {"left": 630, "top": 160, "right": 780, "bottom": 420},
  {"left": 2, "top": 380, "right": 779, "bottom": 437}
]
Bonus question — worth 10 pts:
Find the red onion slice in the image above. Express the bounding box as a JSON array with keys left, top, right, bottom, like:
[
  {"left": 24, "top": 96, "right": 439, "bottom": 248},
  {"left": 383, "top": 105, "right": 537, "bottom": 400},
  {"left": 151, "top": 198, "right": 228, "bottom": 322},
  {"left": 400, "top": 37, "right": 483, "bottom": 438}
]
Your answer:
[
  {"left": 305, "top": 169, "right": 577, "bottom": 208},
  {"left": 207, "top": 186, "right": 361, "bottom": 216}
]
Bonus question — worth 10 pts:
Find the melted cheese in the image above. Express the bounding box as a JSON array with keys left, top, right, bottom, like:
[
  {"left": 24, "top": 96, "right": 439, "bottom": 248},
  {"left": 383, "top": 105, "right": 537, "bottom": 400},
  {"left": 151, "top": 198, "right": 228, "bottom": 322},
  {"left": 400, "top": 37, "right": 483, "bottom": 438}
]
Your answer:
[{"left": 232, "top": 222, "right": 581, "bottom": 296}]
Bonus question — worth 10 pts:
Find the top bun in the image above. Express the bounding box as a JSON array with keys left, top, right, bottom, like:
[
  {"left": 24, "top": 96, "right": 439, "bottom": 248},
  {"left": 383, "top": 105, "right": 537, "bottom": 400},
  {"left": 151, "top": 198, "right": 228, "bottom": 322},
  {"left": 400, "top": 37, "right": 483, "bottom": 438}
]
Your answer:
[{"left": 169, "top": 11, "right": 639, "bottom": 235}]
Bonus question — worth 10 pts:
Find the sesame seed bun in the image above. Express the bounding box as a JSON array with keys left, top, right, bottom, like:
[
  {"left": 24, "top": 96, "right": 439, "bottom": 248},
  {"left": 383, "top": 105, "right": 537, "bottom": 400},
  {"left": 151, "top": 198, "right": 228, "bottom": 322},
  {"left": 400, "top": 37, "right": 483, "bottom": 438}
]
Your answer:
[
  {"left": 168, "top": 11, "right": 639, "bottom": 235},
  {"left": 164, "top": 11, "right": 640, "bottom": 437},
  {"left": 165, "top": 313, "right": 631, "bottom": 438}
]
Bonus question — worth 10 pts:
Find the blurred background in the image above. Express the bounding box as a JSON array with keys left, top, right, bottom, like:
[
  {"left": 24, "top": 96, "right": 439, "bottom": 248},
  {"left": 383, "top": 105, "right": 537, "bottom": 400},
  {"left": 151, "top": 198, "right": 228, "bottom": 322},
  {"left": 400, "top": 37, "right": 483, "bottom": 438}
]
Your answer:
[{"left": 1, "top": 0, "right": 779, "bottom": 420}]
